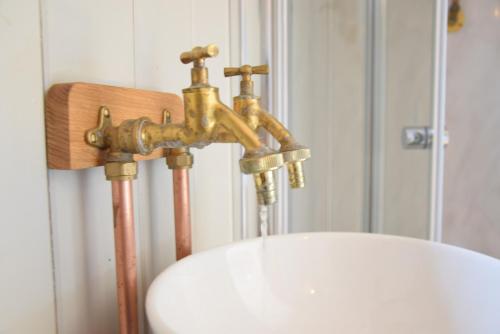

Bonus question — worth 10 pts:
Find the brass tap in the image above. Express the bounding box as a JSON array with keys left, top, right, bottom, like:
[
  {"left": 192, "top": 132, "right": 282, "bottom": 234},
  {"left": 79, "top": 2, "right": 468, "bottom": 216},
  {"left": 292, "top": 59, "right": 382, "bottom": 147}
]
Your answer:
[
  {"left": 224, "top": 64, "right": 310, "bottom": 189},
  {"left": 86, "top": 45, "right": 283, "bottom": 204}
]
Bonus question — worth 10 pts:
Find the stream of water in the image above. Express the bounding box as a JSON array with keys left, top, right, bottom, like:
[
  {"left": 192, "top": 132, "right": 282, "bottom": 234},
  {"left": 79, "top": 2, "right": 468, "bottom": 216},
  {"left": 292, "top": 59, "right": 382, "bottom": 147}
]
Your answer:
[{"left": 258, "top": 204, "right": 269, "bottom": 241}]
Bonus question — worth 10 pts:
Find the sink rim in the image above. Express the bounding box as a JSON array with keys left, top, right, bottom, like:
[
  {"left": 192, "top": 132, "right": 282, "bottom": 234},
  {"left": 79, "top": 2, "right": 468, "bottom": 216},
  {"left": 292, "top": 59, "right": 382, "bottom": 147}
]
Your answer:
[
  {"left": 151, "top": 232, "right": 500, "bottom": 275},
  {"left": 146, "top": 232, "right": 500, "bottom": 333}
]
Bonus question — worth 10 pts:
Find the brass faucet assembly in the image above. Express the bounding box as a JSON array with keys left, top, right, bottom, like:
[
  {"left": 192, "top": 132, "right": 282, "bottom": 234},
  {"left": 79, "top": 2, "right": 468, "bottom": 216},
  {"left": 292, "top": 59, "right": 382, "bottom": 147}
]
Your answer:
[
  {"left": 86, "top": 44, "right": 310, "bottom": 205},
  {"left": 45, "top": 44, "right": 310, "bottom": 334}
]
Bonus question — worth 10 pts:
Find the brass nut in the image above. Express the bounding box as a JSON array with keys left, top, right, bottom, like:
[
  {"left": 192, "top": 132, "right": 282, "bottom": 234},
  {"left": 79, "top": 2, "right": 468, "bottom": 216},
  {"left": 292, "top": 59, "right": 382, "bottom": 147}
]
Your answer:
[
  {"left": 282, "top": 147, "right": 311, "bottom": 163},
  {"left": 239, "top": 152, "right": 283, "bottom": 174},
  {"left": 105, "top": 161, "right": 137, "bottom": 181},
  {"left": 166, "top": 152, "right": 194, "bottom": 170}
]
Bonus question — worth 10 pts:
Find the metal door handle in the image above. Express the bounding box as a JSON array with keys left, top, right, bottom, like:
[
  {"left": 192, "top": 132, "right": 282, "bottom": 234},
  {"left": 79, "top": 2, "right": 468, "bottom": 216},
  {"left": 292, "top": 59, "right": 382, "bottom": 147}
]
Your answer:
[
  {"left": 402, "top": 127, "right": 449, "bottom": 149},
  {"left": 402, "top": 127, "right": 433, "bottom": 149}
]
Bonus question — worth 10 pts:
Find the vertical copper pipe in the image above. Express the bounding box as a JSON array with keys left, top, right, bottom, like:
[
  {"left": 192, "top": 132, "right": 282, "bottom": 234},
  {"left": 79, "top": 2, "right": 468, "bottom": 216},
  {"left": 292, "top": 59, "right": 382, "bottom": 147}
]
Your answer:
[
  {"left": 111, "top": 180, "right": 138, "bottom": 334},
  {"left": 173, "top": 169, "right": 192, "bottom": 260}
]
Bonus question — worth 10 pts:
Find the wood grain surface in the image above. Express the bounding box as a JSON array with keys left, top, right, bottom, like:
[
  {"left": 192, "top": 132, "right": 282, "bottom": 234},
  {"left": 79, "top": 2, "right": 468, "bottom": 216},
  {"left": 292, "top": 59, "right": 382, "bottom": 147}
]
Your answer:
[{"left": 45, "top": 82, "right": 184, "bottom": 169}]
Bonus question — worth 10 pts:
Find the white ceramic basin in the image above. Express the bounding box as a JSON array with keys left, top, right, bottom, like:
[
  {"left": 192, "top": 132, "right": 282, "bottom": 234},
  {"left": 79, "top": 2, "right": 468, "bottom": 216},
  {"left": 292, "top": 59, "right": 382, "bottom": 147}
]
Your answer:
[{"left": 146, "top": 233, "right": 500, "bottom": 333}]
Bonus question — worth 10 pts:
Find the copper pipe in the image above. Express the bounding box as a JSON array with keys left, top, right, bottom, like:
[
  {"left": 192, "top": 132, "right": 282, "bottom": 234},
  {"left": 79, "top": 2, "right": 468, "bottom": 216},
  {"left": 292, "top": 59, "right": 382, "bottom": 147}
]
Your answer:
[
  {"left": 111, "top": 180, "right": 138, "bottom": 334},
  {"left": 173, "top": 169, "right": 192, "bottom": 260}
]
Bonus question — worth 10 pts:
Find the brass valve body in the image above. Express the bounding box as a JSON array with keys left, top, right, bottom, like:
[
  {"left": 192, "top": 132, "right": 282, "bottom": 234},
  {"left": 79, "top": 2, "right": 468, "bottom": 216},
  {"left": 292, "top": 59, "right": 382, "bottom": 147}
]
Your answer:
[{"left": 225, "top": 64, "right": 311, "bottom": 190}]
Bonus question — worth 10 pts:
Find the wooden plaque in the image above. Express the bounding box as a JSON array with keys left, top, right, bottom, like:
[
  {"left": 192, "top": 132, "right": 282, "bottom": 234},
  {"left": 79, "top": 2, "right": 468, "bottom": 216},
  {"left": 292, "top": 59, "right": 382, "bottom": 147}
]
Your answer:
[{"left": 45, "top": 83, "right": 184, "bottom": 170}]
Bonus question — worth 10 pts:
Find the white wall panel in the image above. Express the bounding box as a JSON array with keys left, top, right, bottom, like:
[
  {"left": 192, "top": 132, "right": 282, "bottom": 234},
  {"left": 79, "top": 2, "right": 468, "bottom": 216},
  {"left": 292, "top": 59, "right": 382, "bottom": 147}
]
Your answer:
[
  {"left": 190, "top": 0, "right": 235, "bottom": 251},
  {"left": 41, "top": 0, "right": 135, "bottom": 332},
  {"left": 133, "top": 0, "right": 193, "bottom": 307},
  {"left": 135, "top": 0, "right": 238, "bottom": 253},
  {"left": 0, "top": 0, "right": 56, "bottom": 332}
]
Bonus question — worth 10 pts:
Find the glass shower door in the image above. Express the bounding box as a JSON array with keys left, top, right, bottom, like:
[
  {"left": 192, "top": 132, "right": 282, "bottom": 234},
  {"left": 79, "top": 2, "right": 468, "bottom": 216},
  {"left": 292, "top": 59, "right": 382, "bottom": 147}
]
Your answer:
[{"left": 286, "top": 0, "right": 447, "bottom": 240}]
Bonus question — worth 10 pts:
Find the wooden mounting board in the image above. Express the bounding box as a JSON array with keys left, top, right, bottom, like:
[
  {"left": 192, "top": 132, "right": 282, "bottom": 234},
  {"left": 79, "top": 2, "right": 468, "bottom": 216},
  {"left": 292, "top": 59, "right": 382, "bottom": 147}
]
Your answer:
[{"left": 45, "top": 82, "right": 184, "bottom": 170}]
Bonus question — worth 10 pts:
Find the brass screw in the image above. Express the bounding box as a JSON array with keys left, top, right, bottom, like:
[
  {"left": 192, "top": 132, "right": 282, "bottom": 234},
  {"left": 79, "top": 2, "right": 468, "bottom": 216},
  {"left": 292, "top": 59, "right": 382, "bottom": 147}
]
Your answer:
[
  {"left": 101, "top": 106, "right": 110, "bottom": 117},
  {"left": 89, "top": 133, "right": 97, "bottom": 144},
  {"left": 163, "top": 109, "right": 171, "bottom": 124}
]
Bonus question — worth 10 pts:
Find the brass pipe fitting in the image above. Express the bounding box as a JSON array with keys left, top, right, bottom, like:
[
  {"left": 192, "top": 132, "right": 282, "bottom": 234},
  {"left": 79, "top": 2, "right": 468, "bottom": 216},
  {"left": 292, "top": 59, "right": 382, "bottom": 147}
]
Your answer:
[
  {"left": 253, "top": 171, "right": 277, "bottom": 205},
  {"left": 240, "top": 150, "right": 283, "bottom": 205},
  {"left": 105, "top": 161, "right": 137, "bottom": 181},
  {"left": 162, "top": 110, "right": 194, "bottom": 170},
  {"left": 282, "top": 146, "right": 310, "bottom": 189},
  {"left": 286, "top": 162, "right": 304, "bottom": 189},
  {"left": 105, "top": 152, "right": 138, "bottom": 181},
  {"left": 85, "top": 108, "right": 138, "bottom": 181},
  {"left": 166, "top": 147, "right": 194, "bottom": 170}
]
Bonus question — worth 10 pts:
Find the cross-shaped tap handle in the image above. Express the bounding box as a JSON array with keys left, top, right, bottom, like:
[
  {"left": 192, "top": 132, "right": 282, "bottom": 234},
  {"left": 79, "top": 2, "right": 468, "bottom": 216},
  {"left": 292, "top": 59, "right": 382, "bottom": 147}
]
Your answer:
[
  {"left": 224, "top": 64, "right": 269, "bottom": 79},
  {"left": 224, "top": 65, "right": 269, "bottom": 96},
  {"left": 180, "top": 44, "right": 219, "bottom": 65}
]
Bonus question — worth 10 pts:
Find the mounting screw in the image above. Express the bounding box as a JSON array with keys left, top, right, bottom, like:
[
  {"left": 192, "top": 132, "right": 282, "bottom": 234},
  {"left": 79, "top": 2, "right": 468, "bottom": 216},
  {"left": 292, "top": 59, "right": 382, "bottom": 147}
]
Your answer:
[
  {"left": 163, "top": 109, "right": 171, "bottom": 124},
  {"left": 101, "top": 106, "right": 110, "bottom": 117},
  {"left": 85, "top": 106, "right": 112, "bottom": 148}
]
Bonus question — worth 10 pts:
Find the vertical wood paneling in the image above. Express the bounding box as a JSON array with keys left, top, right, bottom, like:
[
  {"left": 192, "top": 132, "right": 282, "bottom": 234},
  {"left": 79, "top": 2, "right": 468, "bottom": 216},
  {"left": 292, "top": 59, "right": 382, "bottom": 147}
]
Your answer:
[
  {"left": 0, "top": 1, "right": 56, "bottom": 332},
  {"left": 41, "top": 0, "right": 135, "bottom": 332}
]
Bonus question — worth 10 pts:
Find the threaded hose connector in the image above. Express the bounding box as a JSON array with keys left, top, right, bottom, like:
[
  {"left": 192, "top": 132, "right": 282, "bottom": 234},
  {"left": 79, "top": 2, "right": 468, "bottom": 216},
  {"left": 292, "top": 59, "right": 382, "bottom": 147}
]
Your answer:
[
  {"left": 253, "top": 171, "right": 277, "bottom": 205},
  {"left": 287, "top": 161, "right": 305, "bottom": 189}
]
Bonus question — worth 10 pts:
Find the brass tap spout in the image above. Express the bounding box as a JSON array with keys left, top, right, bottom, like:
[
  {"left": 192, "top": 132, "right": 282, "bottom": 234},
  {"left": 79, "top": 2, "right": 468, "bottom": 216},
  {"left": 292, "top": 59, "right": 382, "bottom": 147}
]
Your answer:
[{"left": 224, "top": 64, "right": 311, "bottom": 189}]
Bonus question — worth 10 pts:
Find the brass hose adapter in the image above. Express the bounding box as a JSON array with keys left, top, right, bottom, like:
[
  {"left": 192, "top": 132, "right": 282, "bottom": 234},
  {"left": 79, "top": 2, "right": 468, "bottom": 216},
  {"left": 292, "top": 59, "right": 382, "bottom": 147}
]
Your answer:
[
  {"left": 239, "top": 151, "right": 283, "bottom": 205},
  {"left": 282, "top": 145, "right": 310, "bottom": 189}
]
